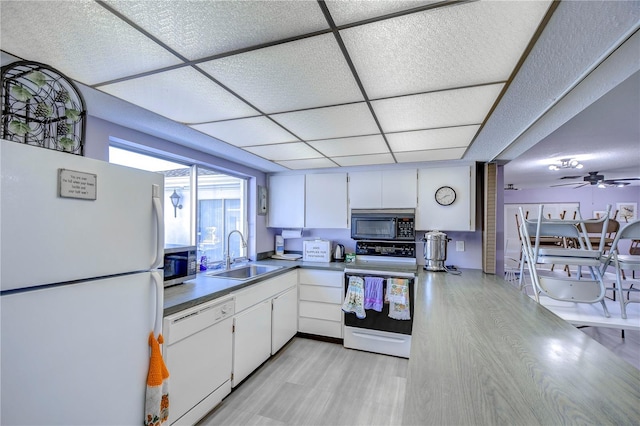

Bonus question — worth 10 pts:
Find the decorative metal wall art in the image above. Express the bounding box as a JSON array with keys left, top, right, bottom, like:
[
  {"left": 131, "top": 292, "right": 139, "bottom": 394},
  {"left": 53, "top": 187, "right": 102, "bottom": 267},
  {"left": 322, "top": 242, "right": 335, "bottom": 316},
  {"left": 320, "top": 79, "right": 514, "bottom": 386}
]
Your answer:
[{"left": 1, "top": 61, "right": 86, "bottom": 155}]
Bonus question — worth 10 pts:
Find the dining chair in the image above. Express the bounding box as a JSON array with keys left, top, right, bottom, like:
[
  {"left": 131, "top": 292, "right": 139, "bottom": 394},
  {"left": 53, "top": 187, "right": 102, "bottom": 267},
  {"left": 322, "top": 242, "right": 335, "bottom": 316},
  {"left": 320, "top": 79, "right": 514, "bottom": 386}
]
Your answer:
[
  {"left": 600, "top": 219, "right": 640, "bottom": 319},
  {"left": 580, "top": 218, "right": 620, "bottom": 254},
  {"left": 519, "top": 205, "right": 611, "bottom": 317}
]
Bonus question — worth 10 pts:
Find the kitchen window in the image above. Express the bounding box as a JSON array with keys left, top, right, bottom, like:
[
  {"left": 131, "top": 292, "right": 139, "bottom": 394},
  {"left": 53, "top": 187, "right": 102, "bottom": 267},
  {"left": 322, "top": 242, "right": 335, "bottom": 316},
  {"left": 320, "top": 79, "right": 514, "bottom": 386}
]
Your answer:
[{"left": 109, "top": 146, "right": 247, "bottom": 266}]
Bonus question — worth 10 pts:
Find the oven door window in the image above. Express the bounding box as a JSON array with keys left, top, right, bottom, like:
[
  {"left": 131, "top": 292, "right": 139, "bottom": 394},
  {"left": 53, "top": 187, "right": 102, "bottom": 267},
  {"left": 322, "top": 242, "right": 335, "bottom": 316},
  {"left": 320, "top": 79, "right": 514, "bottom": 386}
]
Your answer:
[{"left": 344, "top": 274, "right": 414, "bottom": 335}]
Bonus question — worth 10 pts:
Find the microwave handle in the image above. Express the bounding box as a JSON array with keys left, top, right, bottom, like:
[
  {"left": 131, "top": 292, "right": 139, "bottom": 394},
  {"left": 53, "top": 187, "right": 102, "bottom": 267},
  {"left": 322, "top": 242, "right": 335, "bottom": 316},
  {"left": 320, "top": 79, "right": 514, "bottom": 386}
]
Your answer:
[{"left": 151, "top": 184, "right": 164, "bottom": 270}]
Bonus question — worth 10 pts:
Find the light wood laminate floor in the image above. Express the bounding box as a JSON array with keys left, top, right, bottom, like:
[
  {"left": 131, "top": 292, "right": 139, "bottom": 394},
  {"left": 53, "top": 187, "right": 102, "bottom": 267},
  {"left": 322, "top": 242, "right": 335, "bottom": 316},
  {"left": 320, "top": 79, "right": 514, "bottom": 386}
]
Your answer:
[
  {"left": 198, "top": 337, "right": 407, "bottom": 426},
  {"left": 198, "top": 326, "right": 638, "bottom": 426}
]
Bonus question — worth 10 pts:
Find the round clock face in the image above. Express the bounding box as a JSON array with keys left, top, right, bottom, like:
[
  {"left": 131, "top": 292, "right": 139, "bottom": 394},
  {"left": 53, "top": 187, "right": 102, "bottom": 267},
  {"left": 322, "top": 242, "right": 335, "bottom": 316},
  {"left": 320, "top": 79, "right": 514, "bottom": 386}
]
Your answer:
[{"left": 435, "top": 186, "right": 456, "bottom": 206}]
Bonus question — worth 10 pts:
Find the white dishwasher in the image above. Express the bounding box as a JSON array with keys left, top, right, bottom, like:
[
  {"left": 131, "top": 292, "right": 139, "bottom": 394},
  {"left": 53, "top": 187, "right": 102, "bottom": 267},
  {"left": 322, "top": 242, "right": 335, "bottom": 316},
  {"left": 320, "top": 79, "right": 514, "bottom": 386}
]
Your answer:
[{"left": 163, "top": 296, "right": 235, "bottom": 425}]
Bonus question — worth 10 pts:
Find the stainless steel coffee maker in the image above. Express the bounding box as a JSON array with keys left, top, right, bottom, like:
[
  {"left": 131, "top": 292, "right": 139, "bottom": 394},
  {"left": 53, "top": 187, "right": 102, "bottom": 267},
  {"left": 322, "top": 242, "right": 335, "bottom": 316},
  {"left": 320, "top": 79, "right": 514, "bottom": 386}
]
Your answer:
[{"left": 423, "top": 231, "right": 450, "bottom": 271}]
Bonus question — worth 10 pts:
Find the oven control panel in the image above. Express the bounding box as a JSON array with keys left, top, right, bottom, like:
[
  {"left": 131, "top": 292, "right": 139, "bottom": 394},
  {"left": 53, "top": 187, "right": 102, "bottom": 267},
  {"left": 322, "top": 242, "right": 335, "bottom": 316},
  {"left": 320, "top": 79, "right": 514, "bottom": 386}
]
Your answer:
[{"left": 355, "top": 241, "right": 415, "bottom": 258}]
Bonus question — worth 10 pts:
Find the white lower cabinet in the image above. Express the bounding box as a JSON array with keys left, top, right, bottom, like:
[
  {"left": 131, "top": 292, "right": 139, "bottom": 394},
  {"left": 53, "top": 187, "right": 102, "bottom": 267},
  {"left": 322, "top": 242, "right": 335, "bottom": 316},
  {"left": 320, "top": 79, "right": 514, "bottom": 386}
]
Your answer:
[
  {"left": 232, "top": 299, "right": 272, "bottom": 387},
  {"left": 298, "top": 269, "right": 344, "bottom": 339},
  {"left": 271, "top": 286, "right": 298, "bottom": 354},
  {"left": 231, "top": 270, "right": 297, "bottom": 387}
]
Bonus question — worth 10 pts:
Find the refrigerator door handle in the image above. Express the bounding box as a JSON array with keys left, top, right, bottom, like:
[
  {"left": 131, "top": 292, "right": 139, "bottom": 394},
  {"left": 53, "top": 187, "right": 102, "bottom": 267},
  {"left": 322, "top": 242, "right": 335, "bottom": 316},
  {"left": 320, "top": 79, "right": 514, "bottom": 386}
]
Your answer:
[
  {"left": 151, "top": 270, "right": 164, "bottom": 336},
  {"left": 151, "top": 184, "right": 164, "bottom": 270}
]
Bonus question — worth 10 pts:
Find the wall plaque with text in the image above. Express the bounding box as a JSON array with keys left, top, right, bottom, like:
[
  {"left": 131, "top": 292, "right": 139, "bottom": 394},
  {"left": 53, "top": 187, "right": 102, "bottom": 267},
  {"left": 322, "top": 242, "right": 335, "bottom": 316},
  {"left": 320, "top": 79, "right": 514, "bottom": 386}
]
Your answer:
[{"left": 58, "top": 169, "right": 97, "bottom": 200}]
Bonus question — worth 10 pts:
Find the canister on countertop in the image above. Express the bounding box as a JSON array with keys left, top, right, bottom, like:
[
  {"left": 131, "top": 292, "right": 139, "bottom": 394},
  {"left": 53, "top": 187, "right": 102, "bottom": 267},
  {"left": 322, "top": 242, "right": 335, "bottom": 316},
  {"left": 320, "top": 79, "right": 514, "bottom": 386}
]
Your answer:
[{"left": 275, "top": 235, "right": 284, "bottom": 256}]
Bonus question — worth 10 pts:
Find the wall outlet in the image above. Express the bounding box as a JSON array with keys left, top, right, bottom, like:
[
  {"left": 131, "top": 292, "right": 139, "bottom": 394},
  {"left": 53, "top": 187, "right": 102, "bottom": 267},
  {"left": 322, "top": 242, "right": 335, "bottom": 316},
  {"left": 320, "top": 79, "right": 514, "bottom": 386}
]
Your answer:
[{"left": 455, "top": 241, "right": 465, "bottom": 252}]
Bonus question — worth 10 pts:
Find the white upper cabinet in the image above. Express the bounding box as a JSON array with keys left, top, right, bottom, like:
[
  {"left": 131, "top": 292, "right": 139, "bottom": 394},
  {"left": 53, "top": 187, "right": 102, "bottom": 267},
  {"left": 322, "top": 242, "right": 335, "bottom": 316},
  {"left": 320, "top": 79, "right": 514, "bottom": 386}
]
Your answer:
[
  {"left": 267, "top": 174, "right": 305, "bottom": 228},
  {"left": 305, "top": 173, "right": 348, "bottom": 229},
  {"left": 349, "top": 169, "right": 417, "bottom": 209},
  {"left": 417, "top": 165, "right": 475, "bottom": 232},
  {"left": 348, "top": 171, "right": 381, "bottom": 209},
  {"left": 381, "top": 169, "right": 417, "bottom": 208}
]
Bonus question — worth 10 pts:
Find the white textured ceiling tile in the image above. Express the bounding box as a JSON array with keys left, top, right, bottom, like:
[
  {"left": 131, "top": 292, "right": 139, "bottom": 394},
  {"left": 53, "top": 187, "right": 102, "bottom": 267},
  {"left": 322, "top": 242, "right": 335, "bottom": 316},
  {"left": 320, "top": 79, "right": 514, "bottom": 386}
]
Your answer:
[
  {"left": 395, "top": 148, "right": 466, "bottom": 163},
  {"left": 387, "top": 125, "right": 480, "bottom": 152},
  {"left": 271, "top": 103, "right": 379, "bottom": 140},
  {"left": 198, "top": 34, "right": 363, "bottom": 113},
  {"left": 277, "top": 158, "right": 339, "bottom": 170},
  {"left": 243, "top": 143, "right": 320, "bottom": 161},
  {"left": 333, "top": 153, "right": 395, "bottom": 167},
  {"left": 340, "top": 1, "right": 551, "bottom": 98},
  {"left": 373, "top": 84, "right": 504, "bottom": 132},
  {"left": 191, "top": 117, "right": 297, "bottom": 147},
  {"left": 100, "top": 67, "right": 258, "bottom": 123},
  {"left": 103, "top": 0, "right": 328, "bottom": 60},
  {"left": 0, "top": 1, "right": 182, "bottom": 85},
  {"left": 325, "top": 0, "right": 440, "bottom": 26},
  {"left": 308, "top": 135, "right": 389, "bottom": 157}
]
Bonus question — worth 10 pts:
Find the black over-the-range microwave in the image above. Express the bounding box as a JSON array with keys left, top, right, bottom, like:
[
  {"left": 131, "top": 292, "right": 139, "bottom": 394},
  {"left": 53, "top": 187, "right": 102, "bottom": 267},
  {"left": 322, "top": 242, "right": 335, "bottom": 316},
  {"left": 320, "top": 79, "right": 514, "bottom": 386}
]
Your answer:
[
  {"left": 350, "top": 209, "right": 416, "bottom": 241},
  {"left": 163, "top": 245, "right": 197, "bottom": 287}
]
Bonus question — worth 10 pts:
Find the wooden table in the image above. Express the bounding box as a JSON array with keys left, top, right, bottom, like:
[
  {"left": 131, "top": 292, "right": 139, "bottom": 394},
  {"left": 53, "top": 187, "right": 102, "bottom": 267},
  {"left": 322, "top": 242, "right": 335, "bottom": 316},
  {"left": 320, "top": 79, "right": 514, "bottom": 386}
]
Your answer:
[{"left": 403, "top": 269, "right": 640, "bottom": 425}]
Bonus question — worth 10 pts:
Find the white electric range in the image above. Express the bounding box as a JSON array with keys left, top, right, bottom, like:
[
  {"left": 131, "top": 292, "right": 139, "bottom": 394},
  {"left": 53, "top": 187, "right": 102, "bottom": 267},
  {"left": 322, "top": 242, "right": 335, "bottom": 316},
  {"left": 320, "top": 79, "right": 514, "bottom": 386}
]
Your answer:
[{"left": 343, "top": 241, "right": 417, "bottom": 358}]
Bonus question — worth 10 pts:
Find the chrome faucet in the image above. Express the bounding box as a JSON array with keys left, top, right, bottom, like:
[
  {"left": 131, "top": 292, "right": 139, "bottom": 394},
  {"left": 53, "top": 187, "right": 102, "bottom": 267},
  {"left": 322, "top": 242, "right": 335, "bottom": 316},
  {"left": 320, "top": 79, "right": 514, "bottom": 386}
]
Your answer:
[{"left": 225, "top": 230, "right": 247, "bottom": 269}]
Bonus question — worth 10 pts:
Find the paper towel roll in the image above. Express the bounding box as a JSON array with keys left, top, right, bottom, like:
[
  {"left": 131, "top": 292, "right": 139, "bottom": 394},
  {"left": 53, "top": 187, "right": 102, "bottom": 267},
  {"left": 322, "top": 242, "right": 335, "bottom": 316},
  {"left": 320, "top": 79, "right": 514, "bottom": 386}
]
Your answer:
[{"left": 282, "top": 229, "right": 303, "bottom": 239}]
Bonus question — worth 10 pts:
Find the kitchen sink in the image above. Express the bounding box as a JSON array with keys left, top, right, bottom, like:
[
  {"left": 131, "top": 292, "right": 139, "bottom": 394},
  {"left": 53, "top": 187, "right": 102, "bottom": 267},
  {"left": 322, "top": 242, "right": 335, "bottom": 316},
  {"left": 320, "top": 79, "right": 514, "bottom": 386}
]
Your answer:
[{"left": 206, "top": 264, "right": 284, "bottom": 280}]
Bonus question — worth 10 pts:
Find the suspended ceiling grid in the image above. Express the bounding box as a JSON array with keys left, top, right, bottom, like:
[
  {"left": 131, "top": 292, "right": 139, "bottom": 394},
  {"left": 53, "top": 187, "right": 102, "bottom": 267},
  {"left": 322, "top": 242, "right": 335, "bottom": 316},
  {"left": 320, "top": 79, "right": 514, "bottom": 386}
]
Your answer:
[{"left": 0, "top": 0, "right": 553, "bottom": 170}]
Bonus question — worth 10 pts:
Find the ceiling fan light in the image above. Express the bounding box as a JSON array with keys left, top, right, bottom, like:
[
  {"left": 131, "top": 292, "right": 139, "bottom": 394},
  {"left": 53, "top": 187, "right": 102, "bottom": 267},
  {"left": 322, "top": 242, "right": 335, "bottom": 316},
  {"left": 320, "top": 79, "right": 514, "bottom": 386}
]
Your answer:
[
  {"left": 575, "top": 163, "right": 583, "bottom": 169},
  {"left": 597, "top": 183, "right": 607, "bottom": 189},
  {"left": 549, "top": 164, "right": 559, "bottom": 171}
]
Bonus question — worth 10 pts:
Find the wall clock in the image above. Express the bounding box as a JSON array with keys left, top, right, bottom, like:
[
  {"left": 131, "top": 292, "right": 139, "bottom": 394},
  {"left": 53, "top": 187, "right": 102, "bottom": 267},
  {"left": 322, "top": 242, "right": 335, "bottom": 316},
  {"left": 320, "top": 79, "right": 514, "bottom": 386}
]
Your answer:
[{"left": 435, "top": 186, "right": 456, "bottom": 206}]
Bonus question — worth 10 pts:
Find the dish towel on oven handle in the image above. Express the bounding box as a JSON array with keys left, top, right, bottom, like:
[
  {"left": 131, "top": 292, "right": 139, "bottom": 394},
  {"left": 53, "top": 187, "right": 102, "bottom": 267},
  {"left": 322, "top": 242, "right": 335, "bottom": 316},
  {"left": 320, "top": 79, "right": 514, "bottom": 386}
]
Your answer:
[
  {"left": 364, "top": 276, "right": 384, "bottom": 312},
  {"left": 386, "top": 278, "right": 411, "bottom": 320},
  {"left": 342, "top": 275, "right": 366, "bottom": 319}
]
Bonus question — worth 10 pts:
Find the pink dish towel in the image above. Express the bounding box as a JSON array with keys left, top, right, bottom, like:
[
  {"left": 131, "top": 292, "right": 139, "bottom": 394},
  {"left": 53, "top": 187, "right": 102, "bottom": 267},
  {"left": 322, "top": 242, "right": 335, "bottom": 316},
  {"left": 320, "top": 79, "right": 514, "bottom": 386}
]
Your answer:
[{"left": 364, "top": 276, "right": 384, "bottom": 312}]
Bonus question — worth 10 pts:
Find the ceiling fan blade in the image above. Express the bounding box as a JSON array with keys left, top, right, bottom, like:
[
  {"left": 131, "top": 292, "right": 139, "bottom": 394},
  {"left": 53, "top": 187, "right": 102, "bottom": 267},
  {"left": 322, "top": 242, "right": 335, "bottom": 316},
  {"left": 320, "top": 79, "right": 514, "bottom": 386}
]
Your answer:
[
  {"left": 573, "top": 183, "right": 589, "bottom": 189},
  {"left": 550, "top": 182, "right": 581, "bottom": 187}
]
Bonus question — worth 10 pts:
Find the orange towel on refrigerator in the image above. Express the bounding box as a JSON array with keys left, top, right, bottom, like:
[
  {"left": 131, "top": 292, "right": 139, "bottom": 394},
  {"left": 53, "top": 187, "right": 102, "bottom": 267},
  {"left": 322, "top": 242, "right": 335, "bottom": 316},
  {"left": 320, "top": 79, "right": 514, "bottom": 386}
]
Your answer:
[{"left": 145, "top": 332, "right": 170, "bottom": 426}]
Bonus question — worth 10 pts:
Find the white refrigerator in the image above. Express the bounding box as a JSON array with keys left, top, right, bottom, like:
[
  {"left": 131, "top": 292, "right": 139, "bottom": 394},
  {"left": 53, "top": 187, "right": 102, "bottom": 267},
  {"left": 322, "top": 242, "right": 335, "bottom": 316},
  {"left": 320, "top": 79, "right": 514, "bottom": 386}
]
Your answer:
[{"left": 0, "top": 139, "right": 165, "bottom": 425}]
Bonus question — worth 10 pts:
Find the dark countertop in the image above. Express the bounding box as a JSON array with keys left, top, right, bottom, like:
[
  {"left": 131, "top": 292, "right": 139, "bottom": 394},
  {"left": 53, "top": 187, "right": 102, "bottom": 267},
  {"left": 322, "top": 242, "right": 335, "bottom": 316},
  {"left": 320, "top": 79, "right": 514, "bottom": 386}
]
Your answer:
[
  {"left": 163, "top": 259, "right": 345, "bottom": 316},
  {"left": 403, "top": 269, "right": 640, "bottom": 425}
]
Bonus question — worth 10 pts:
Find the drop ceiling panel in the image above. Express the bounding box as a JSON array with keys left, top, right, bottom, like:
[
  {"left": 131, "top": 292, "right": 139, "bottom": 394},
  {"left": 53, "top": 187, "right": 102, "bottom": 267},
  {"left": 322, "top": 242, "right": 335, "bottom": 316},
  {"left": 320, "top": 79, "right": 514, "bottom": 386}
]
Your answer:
[
  {"left": 103, "top": 0, "right": 329, "bottom": 60},
  {"left": 387, "top": 125, "right": 480, "bottom": 152},
  {"left": 340, "top": 1, "right": 551, "bottom": 98},
  {"left": 325, "top": 0, "right": 441, "bottom": 26},
  {"left": 99, "top": 67, "right": 258, "bottom": 123},
  {"left": 308, "top": 135, "right": 389, "bottom": 157},
  {"left": 395, "top": 148, "right": 467, "bottom": 163},
  {"left": 333, "top": 153, "right": 395, "bottom": 167},
  {"left": 0, "top": 1, "right": 182, "bottom": 85},
  {"left": 198, "top": 34, "right": 364, "bottom": 113},
  {"left": 191, "top": 117, "right": 297, "bottom": 147},
  {"left": 372, "top": 84, "right": 504, "bottom": 132},
  {"left": 271, "top": 103, "right": 379, "bottom": 140},
  {"left": 277, "top": 158, "right": 338, "bottom": 170},
  {"left": 244, "top": 143, "right": 320, "bottom": 161}
]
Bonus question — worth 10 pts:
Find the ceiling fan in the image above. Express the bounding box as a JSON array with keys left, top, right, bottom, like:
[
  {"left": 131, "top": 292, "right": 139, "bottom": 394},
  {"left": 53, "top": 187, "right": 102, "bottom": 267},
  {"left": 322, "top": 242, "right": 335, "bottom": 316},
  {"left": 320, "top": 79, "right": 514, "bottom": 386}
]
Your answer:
[{"left": 551, "top": 171, "right": 640, "bottom": 188}]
